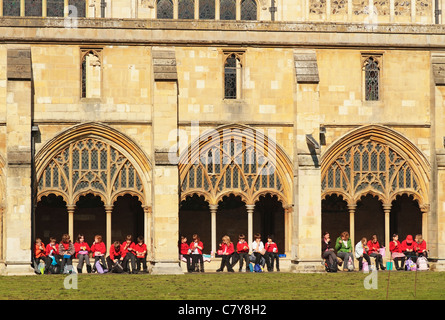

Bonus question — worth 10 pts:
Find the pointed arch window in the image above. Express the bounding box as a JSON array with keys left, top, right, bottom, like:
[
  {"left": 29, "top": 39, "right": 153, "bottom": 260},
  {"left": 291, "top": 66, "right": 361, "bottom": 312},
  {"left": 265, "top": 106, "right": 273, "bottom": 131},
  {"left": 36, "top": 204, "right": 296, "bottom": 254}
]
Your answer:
[
  {"left": 224, "top": 52, "right": 243, "bottom": 100},
  {"left": 81, "top": 49, "right": 102, "bottom": 99},
  {"left": 241, "top": 0, "right": 257, "bottom": 20},
  {"left": 199, "top": 0, "right": 215, "bottom": 19},
  {"left": 178, "top": 0, "right": 195, "bottom": 19},
  {"left": 363, "top": 56, "right": 381, "bottom": 101},
  {"left": 220, "top": 0, "right": 236, "bottom": 20},
  {"left": 157, "top": 0, "right": 174, "bottom": 19}
]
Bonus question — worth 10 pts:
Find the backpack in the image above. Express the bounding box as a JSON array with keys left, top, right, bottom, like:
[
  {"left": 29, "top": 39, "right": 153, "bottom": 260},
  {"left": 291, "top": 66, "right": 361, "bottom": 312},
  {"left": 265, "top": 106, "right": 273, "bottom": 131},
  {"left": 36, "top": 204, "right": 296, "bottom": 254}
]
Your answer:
[
  {"left": 324, "top": 258, "right": 338, "bottom": 273},
  {"left": 254, "top": 264, "right": 263, "bottom": 273},
  {"left": 405, "top": 258, "right": 416, "bottom": 271},
  {"left": 248, "top": 263, "right": 254, "bottom": 272},
  {"left": 63, "top": 264, "right": 76, "bottom": 274},
  {"left": 112, "top": 261, "right": 124, "bottom": 273},
  {"left": 417, "top": 257, "right": 428, "bottom": 271},
  {"left": 95, "top": 260, "right": 107, "bottom": 274}
]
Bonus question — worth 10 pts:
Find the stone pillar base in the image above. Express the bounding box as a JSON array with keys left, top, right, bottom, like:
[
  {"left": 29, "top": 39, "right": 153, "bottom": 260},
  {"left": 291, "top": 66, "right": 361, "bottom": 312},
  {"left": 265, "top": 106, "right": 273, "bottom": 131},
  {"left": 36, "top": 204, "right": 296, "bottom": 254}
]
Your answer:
[
  {"left": 150, "top": 261, "right": 184, "bottom": 275},
  {"left": 290, "top": 259, "right": 325, "bottom": 273},
  {"left": 431, "top": 261, "right": 445, "bottom": 271},
  {"left": 1, "top": 263, "right": 35, "bottom": 276}
]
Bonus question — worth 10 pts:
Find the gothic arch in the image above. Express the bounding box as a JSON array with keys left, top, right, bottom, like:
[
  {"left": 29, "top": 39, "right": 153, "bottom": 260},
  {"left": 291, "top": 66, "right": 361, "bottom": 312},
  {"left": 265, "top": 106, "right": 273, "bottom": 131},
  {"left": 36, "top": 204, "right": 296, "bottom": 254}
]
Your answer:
[
  {"left": 35, "top": 122, "right": 152, "bottom": 208},
  {"left": 178, "top": 123, "right": 293, "bottom": 207},
  {"left": 321, "top": 125, "right": 430, "bottom": 208}
]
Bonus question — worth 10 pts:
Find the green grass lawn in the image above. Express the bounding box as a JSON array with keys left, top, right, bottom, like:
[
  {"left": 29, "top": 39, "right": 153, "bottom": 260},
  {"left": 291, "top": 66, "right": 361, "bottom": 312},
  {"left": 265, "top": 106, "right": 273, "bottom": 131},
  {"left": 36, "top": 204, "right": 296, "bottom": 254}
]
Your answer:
[{"left": 0, "top": 271, "right": 444, "bottom": 300}]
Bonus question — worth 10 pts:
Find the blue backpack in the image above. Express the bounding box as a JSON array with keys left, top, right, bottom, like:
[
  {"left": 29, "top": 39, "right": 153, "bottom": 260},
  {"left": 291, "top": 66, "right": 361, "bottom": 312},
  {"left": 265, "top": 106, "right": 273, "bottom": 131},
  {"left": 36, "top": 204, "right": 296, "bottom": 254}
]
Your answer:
[{"left": 254, "top": 264, "right": 262, "bottom": 273}]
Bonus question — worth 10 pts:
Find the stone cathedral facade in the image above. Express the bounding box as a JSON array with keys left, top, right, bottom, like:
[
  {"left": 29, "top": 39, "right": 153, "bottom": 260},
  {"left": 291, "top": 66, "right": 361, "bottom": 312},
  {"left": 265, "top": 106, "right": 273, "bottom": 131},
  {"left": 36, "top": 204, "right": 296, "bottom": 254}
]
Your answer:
[{"left": 1, "top": 0, "right": 445, "bottom": 275}]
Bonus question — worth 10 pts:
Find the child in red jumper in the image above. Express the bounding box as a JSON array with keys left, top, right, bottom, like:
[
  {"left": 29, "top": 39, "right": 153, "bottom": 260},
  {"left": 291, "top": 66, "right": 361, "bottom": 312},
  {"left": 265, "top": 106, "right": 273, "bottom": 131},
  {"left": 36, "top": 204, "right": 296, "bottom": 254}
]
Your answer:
[
  {"left": 216, "top": 235, "right": 235, "bottom": 272},
  {"left": 179, "top": 235, "right": 193, "bottom": 273},
  {"left": 121, "top": 235, "right": 137, "bottom": 273},
  {"left": 401, "top": 234, "right": 417, "bottom": 264},
  {"left": 134, "top": 236, "right": 148, "bottom": 273},
  {"left": 74, "top": 234, "right": 91, "bottom": 273},
  {"left": 106, "top": 241, "right": 123, "bottom": 271},
  {"left": 34, "top": 238, "right": 48, "bottom": 274},
  {"left": 367, "top": 234, "right": 386, "bottom": 271},
  {"left": 415, "top": 234, "right": 428, "bottom": 258},
  {"left": 91, "top": 234, "right": 107, "bottom": 273},
  {"left": 265, "top": 235, "right": 280, "bottom": 272},
  {"left": 234, "top": 234, "right": 250, "bottom": 272},
  {"left": 190, "top": 234, "right": 204, "bottom": 272},
  {"left": 59, "top": 234, "right": 75, "bottom": 274}
]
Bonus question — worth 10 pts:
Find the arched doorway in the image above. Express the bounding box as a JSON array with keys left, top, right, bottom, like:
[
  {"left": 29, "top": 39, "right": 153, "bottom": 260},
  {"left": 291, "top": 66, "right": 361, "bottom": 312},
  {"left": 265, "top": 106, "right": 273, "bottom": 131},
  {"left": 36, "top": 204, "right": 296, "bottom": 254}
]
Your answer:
[
  {"left": 254, "top": 194, "right": 285, "bottom": 253},
  {"left": 35, "top": 194, "right": 68, "bottom": 245},
  {"left": 179, "top": 194, "right": 211, "bottom": 253},
  {"left": 321, "top": 194, "right": 348, "bottom": 241},
  {"left": 35, "top": 123, "right": 152, "bottom": 251},
  {"left": 321, "top": 125, "right": 430, "bottom": 252},
  {"left": 178, "top": 124, "right": 293, "bottom": 254},
  {"left": 74, "top": 194, "right": 105, "bottom": 244},
  {"left": 217, "top": 194, "right": 247, "bottom": 245},
  {"left": 390, "top": 194, "right": 423, "bottom": 240}
]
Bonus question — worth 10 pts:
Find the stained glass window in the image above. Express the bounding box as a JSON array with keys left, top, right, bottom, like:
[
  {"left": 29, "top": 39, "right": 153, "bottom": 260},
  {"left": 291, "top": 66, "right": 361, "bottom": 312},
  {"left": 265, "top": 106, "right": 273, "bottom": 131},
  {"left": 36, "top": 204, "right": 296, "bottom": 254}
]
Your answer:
[
  {"left": 69, "top": 0, "right": 86, "bottom": 17},
  {"left": 178, "top": 0, "right": 195, "bottom": 19},
  {"left": 241, "top": 0, "right": 257, "bottom": 20},
  {"left": 199, "top": 0, "right": 215, "bottom": 19},
  {"left": 157, "top": 0, "right": 174, "bottom": 19},
  {"left": 3, "top": 0, "right": 21, "bottom": 16},
  {"left": 224, "top": 53, "right": 242, "bottom": 99},
  {"left": 220, "top": 0, "right": 235, "bottom": 20},
  {"left": 47, "top": 0, "right": 64, "bottom": 17},
  {"left": 25, "top": 0, "right": 42, "bottom": 16},
  {"left": 364, "top": 57, "right": 379, "bottom": 101}
]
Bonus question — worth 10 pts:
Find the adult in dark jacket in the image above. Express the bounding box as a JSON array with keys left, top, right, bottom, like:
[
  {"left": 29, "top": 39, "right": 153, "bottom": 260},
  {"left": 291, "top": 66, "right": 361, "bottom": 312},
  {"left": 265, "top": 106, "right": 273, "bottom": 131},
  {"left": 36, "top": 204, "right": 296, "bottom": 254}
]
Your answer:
[{"left": 322, "top": 232, "right": 337, "bottom": 270}]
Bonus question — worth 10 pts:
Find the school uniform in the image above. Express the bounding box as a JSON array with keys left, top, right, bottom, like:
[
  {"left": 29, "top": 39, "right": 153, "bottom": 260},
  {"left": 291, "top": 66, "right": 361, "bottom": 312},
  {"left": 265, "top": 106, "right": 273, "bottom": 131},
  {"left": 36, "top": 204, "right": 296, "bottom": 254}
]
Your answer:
[
  {"left": 34, "top": 242, "right": 49, "bottom": 274},
  {"left": 180, "top": 242, "right": 193, "bottom": 272},
  {"left": 74, "top": 241, "right": 92, "bottom": 273},
  {"left": 265, "top": 242, "right": 280, "bottom": 272},
  {"left": 59, "top": 241, "right": 75, "bottom": 273},
  {"left": 190, "top": 241, "right": 204, "bottom": 272},
  {"left": 235, "top": 241, "right": 250, "bottom": 272},
  {"left": 367, "top": 240, "right": 385, "bottom": 270},
  {"left": 251, "top": 241, "right": 264, "bottom": 266},
  {"left": 415, "top": 240, "right": 427, "bottom": 258},
  {"left": 401, "top": 236, "right": 418, "bottom": 263},
  {"left": 106, "top": 244, "right": 123, "bottom": 271},
  {"left": 390, "top": 240, "right": 405, "bottom": 270},
  {"left": 216, "top": 242, "right": 234, "bottom": 272},
  {"left": 121, "top": 241, "right": 137, "bottom": 273},
  {"left": 355, "top": 241, "right": 371, "bottom": 271},
  {"left": 134, "top": 243, "right": 148, "bottom": 273},
  {"left": 91, "top": 241, "right": 107, "bottom": 272}
]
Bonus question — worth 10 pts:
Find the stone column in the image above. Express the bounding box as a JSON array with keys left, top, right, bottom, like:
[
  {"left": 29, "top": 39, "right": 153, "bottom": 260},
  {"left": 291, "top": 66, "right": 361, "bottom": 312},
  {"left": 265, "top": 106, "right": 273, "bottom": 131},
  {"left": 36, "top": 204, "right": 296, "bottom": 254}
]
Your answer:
[
  {"left": 104, "top": 205, "right": 113, "bottom": 250},
  {"left": 383, "top": 204, "right": 391, "bottom": 259},
  {"left": 150, "top": 47, "right": 182, "bottom": 274},
  {"left": 284, "top": 205, "right": 293, "bottom": 254},
  {"left": 3, "top": 48, "right": 34, "bottom": 275},
  {"left": 209, "top": 204, "right": 218, "bottom": 254},
  {"left": 143, "top": 205, "right": 153, "bottom": 260},
  {"left": 348, "top": 203, "right": 356, "bottom": 252},
  {"left": 246, "top": 204, "right": 255, "bottom": 247},
  {"left": 67, "top": 205, "right": 76, "bottom": 241},
  {"left": 291, "top": 50, "right": 324, "bottom": 273}
]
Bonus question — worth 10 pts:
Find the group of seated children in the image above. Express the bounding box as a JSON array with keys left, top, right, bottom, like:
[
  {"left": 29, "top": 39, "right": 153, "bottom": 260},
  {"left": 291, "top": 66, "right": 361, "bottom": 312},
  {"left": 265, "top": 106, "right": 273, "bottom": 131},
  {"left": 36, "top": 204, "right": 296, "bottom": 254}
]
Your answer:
[
  {"left": 322, "top": 231, "right": 428, "bottom": 272},
  {"left": 179, "top": 233, "right": 280, "bottom": 273},
  {"left": 33, "top": 234, "right": 148, "bottom": 274}
]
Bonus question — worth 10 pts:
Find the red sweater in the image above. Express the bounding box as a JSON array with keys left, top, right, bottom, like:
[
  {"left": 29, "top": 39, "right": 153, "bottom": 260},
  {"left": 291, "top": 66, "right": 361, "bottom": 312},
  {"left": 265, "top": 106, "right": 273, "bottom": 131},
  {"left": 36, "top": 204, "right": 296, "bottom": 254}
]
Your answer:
[
  {"left": 389, "top": 240, "right": 402, "bottom": 253},
  {"left": 180, "top": 243, "right": 190, "bottom": 255},
  {"left": 190, "top": 241, "right": 204, "bottom": 255},
  {"left": 122, "top": 241, "right": 136, "bottom": 257},
  {"left": 415, "top": 240, "right": 427, "bottom": 253},
  {"left": 45, "top": 243, "right": 59, "bottom": 256},
  {"left": 367, "top": 240, "right": 380, "bottom": 255},
  {"left": 91, "top": 242, "right": 106, "bottom": 257},
  {"left": 219, "top": 243, "right": 234, "bottom": 255},
  {"left": 109, "top": 245, "right": 122, "bottom": 260},
  {"left": 35, "top": 243, "right": 46, "bottom": 258},
  {"left": 401, "top": 240, "right": 416, "bottom": 252},
  {"left": 265, "top": 242, "right": 278, "bottom": 253},
  {"left": 134, "top": 243, "right": 147, "bottom": 258},
  {"left": 236, "top": 241, "right": 249, "bottom": 253},
  {"left": 74, "top": 242, "right": 90, "bottom": 258}
]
